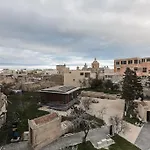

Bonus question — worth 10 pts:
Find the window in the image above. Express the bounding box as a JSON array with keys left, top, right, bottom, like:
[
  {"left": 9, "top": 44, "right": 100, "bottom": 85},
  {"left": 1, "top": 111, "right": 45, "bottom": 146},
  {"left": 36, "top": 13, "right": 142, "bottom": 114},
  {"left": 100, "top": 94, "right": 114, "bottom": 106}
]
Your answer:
[
  {"left": 85, "top": 73, "right": 90, "bottom": 78},
  {"left": 128, "top": 60, "right": 133, "bottom": 64},
  {"left": 143, "top": 68, "right": 147, "bottom": 73},
  {"left": 121, "top": 61, "right": 126, "bottom": 65},
  {"left": 134, "top": 67, "right": 138, "bottom": 71},
  {"left": 134, "top": 60, "right": 138, "bottom": 64},
  {"left": 117, "top": 68, "right": 120, "bottom": 71},
  {"left": 80, "top": 72, "right": 84, "bottom": 76},
  {"left": 116, "top": 61, "right": 120, "bottom": 65},
  {"left": 142, "top": 59, "right": 145, "bottom": 62},
  {"left": 73, "top": 79, "right": 75, "bottom": 81},
  {"left": 147, "top": 58, "right": 150, "bottom": 62}
]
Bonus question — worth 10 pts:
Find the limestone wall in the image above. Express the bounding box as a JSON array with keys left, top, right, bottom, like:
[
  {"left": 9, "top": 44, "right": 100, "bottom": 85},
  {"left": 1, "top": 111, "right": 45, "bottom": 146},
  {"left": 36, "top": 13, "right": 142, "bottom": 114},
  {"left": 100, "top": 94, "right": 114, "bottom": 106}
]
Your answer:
[{"left": 28, "top": 115, "right": 62, "bottom": 150}]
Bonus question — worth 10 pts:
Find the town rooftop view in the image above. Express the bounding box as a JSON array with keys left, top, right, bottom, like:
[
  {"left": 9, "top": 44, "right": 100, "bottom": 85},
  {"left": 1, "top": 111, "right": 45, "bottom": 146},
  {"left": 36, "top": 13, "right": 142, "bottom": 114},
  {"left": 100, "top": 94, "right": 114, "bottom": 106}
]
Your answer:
[{"left": 0, "top": 1, "right": 150, "bottom": 150}]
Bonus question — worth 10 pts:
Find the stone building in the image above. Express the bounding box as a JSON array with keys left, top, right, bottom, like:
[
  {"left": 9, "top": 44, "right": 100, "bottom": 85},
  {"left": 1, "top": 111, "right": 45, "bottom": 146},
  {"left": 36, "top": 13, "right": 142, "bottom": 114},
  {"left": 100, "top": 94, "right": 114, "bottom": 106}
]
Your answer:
[
  {"left": 0, "top": 92, "right": 7, "bottom": 128},
  {"left": 137, "top": 100, "right": 150, "bottom": 122},
  {"left": 91, "top": 58, "right": 100, "bottom": 72},
  {"left": 64, "top": 70, "right": 96, "bottom": 87},
  {"left": 82, "top": 63, "right": 88, "bottom": 71},
  {"left": 114, "top": 57, "right": 150, "bottom": 76},
  {"left": 43, "top": 69, "right": 58, "bottom": 76},
  {"left": 28, "top": 113, "right": 74, "bottom": 150},
  {"left": 56, "top": 64, "right": 70, "bottom": 75},
  {"left": 28, "top": 113, "right": 62, "bottom": 150}
]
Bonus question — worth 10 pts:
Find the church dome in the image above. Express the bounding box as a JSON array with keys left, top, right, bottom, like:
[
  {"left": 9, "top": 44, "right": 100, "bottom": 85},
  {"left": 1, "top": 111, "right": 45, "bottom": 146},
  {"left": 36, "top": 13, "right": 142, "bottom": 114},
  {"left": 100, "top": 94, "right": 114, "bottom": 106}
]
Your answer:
[
  {"left": 92, "top": 58, "right": 100, "bottom": 69},
  {"left": 92, "top": 58, "right": 99, "bottom": 64}
]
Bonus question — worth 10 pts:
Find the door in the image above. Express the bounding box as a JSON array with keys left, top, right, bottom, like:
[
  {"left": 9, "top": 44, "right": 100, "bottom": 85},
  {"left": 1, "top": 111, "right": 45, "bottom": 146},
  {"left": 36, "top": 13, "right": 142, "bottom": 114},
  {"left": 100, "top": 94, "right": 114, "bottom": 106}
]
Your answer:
[
  {"left": 30, "top": 128, "right": 33, "bottom": 145},
  {"left": 147, "top": 111, "right": 150, "bottom": 122}
]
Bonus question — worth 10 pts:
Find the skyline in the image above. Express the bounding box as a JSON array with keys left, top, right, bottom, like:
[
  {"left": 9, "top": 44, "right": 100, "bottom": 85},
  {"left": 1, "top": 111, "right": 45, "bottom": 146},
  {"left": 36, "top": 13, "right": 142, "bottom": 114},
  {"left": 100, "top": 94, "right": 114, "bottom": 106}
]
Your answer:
[{"left": 0, "top": 0, "right": 150, "bottom": 69}]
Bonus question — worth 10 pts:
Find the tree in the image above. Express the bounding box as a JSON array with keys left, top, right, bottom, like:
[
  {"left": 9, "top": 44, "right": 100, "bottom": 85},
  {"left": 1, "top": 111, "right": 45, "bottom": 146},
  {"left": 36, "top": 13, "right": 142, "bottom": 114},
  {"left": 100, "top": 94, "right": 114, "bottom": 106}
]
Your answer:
[
  {"left": 103, "top": 80, "right": 113, "bottom": 91},
  {"left": 82, "top": 97, "right": 92, "bottom": 111},
  {"left": 109, "top": 115, "right": 128, "bottom": 134},
  {"left": 112, "top": 84, "right": 120, "bottom": 91},
  {"left": 79, "top": 79, "right": 88, "bottom": 88},
  {"left": 70, "top": 106, "right": 99, "bottom": 143},
  {"left": 122, "top": 68, "right": 143, "bottom": 114},
  {"left": 89, "top": 78, "right": 103, "bottom": 89},
  {"left": 98, "top": 107, "right": 106, "bottom": 120}
]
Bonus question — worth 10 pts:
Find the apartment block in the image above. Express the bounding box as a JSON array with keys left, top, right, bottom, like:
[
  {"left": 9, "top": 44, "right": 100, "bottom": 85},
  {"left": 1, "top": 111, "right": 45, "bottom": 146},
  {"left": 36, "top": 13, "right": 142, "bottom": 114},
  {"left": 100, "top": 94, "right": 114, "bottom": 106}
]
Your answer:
[
  {"left": 114, "top": 57, "right": 150, "bottom": 76},
  {"left": 64, "top": 70, "right": 96, "bottom": 87},
  {"left": 56, "top": 64, "right": 70, "bottom": 75}
]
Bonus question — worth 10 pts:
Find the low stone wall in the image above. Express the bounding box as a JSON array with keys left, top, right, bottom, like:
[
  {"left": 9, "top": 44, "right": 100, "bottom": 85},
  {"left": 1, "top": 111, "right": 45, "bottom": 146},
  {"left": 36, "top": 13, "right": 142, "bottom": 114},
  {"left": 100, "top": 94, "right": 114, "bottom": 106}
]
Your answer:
[
  {"left": 28, "top": 113, "right": 73, "bottom": 150},
  {"left": 81, "top": 91, "right": 118, "bottom": 100}
]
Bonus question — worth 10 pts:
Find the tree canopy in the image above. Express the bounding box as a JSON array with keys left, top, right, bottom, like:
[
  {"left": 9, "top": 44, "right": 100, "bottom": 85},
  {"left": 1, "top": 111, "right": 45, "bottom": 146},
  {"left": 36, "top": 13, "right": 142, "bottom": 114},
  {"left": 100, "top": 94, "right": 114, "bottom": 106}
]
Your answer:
[{"left": 122, "top": 68, "right": 143, "bottom": 113}]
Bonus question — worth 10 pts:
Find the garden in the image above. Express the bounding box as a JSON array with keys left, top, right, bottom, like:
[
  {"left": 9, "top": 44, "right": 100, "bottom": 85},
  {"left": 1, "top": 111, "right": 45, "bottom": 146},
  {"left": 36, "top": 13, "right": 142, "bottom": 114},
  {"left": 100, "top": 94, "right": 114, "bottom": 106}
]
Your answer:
[{"left": 0, "top": 92, "right": 49, "bottom": 145}]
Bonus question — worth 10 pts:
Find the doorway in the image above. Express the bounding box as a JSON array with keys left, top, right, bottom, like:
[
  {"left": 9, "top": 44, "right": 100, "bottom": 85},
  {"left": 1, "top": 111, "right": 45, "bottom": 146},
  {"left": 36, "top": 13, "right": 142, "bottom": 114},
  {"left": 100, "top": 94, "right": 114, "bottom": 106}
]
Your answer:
[
  {"left": 147, "top": 111, "right": 150, "bottom": 122},
  {"left": 30, "top": 128, "right": 33, "bottom": 145}
]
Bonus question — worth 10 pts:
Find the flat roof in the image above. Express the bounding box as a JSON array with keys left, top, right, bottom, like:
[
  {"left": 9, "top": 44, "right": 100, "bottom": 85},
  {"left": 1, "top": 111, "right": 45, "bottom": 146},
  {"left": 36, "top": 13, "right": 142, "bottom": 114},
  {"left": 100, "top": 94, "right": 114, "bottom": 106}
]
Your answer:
[
  {"left": 114, "top": 57, "right": 140, "bottom": 61},
  {"left": 39, "top": 85, "right": 80, "bottom": 94}
]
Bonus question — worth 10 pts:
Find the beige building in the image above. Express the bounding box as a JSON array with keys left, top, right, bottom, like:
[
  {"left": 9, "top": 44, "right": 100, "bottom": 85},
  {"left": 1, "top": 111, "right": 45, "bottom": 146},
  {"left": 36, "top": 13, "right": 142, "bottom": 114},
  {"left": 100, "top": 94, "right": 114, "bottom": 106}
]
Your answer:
[
  {"left": 56, "top": 64, "right": 70, "bottom": 75},
  {"left": 0, "top": 92, "right": 7, "bottom": 128},
  {"left": 114, "top": 57, "right": 150, "bottom": 76},
  {"left": 28, "top": 113, "right": 62, "bottom": 150},
  {"left": 43, "top": 69, "right": 58, "bottom": 75},
  {"left": 137, "top": 100, "right": 150, "bottom": 122},
  {"left": 64, "top": 70, "right": 96, "bottom": 87}
]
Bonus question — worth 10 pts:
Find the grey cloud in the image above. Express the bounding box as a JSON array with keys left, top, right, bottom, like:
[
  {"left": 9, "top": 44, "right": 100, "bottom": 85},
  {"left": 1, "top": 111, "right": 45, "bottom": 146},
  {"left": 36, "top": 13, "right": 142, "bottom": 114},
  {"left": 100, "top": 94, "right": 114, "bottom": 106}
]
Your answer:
[{"left": 0, "top": 0, "right": 150, "bottom": 68}]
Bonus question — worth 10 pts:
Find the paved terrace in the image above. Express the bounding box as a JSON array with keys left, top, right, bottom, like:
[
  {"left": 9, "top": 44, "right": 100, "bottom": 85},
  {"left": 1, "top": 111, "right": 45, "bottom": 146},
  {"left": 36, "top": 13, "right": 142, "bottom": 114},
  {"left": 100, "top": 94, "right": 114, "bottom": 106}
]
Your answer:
[
  {"left": 2, "top": 127, "right": 109, "bottom": 150},
  {"left": 135, "top": 123, "right": 150, "bottom": 150}
]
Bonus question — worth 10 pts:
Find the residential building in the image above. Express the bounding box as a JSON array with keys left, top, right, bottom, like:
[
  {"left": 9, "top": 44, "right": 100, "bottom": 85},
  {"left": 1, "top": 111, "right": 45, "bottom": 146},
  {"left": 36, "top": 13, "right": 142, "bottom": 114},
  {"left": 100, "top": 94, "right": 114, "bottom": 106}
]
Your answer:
[
  {"left": 64, "top": 70, "right": 96, "bottom": 87},
  {"left": 114, "top": 57, "right": 150, "bottom": 76},
  {"left": 0, "top": 92, "right": 7, "bottom": 128},
  {"left": 43, "top": 69, "right": 58, "bottom": 76},
  {"left": 56, "top": 64, "right": 70, "bottom": 75},
  {"left": 39, "top": 86, "right": 80, "bottom": 110}
]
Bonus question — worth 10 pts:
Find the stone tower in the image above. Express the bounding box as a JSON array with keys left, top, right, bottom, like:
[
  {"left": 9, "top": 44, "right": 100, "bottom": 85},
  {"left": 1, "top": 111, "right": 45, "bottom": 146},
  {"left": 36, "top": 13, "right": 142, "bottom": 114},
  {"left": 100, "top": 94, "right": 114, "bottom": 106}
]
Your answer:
[{"left": 82, "top": 63, "right": 88, "bottom": 70}]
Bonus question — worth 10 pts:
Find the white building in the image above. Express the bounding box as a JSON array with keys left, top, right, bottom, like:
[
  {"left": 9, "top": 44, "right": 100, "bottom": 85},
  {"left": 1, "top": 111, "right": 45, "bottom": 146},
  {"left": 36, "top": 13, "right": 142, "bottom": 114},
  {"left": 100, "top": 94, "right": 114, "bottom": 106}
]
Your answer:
[
  {"left": 64, "top": 70, "right": 96, "bottom": 87},
  {"left": 0, "top": 92, "right": 7, "bottom": 128}
]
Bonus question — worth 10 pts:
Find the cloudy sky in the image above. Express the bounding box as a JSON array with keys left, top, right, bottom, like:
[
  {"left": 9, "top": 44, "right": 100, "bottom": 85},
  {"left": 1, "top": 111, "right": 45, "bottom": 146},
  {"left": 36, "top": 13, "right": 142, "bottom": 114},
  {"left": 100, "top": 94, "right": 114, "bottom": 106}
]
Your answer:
[{"left": 0, "top": 0, "right": 150, "bottom": 69}]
